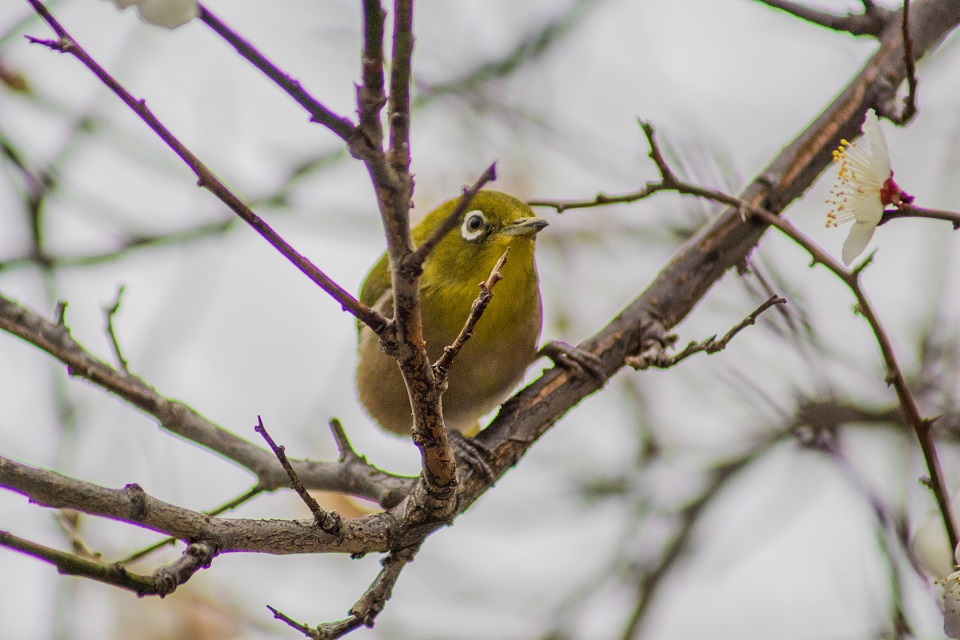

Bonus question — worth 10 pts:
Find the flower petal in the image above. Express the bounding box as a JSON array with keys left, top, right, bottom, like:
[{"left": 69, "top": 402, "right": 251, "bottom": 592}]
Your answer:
[
  {"left": 848, "top": 190, "right": 884, "bottom": 226},
  {"left": 913, "top": 517, "right": 956, "bottom": 580},
  {"left": 842, "top": 220, "right": 877, "bottom": 265},
  {"left": 137, "top": 0, "right": 198, "bottom": 28},
  {"left": 946, "top": 572, "right": 960, "bottom": 639},
  {"left": 862, "top": 109, "right": 891, "bottom": 179}
]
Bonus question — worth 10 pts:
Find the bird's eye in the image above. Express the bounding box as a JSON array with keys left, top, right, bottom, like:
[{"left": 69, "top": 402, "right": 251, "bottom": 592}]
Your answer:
[{"left": 461, "top": 211, "right": 487, "bottom": 241}]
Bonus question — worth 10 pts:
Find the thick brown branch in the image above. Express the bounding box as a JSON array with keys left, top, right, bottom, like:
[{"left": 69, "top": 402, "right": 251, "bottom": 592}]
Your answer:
[
  {"left": 0, "top": 292, "right": 414, "bottom": 506},
  {"left": 0, "top": 455, "right": 396, "bottom": 555},
  {"left": 118, "top": 487, "right": 265, "bottom": 565},
  {"left": 452, "top": 0, "right": 960, "bottom": 526}
]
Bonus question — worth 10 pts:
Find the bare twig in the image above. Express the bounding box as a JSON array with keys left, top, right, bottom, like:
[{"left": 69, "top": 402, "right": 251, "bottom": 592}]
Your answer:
[
  {"left": 627, "top": 295, "right": 787, "bottom": 369},
  {"left": 359, "top": 0, "right": 459, "bottom": 520},
  {"left": 433, "top": 249, "right": 509, "bottom": 381},
  {"left": 898, "top": 0, "right": 919, "bottom": 122},
  {"left": 151, "top": 540, "right": 218, "bottom": 596},
  {"left": 24, "top": 1, "right": 387, "bottom": 334},
  {"left": 530, "top": 120, "right": 748, "bottom": 214},
  {"left": 0, "top": 529, "right": 159, "bottom": 596},
  {"left": 197, "top": 5, "right": 356, "bottom": 142},
  {"left": 879, "top": 204, "right": 960, "bottom": 229},
  {"left": 0, "top": 455, "right": 393, "bottom": 555},
  {"left": 271, "top": 545, "right": 419, "bottom": 640},
  {"left": 102, "top": 285, "right": 129, "bottom": 374},
  {"left": 255, "top": 417, "right": 344, "bottom": 540},
  {"left": 55, "top": 510, "right": 98, "bottom": 559},
  {"left": 0, "top": 219, "right": 235, "bottom": 273},
  {"left": 755, "top": 207, "right": 959, "bottom": 550},
  {"left": 756, "top": 0, "right": 890, "bottom": 36},
  {"left": 0, "top": 291, "right": 415, "bottom": 504},
  {"left": 3, "top": 527, "right": 216, "bottom": 597},
  {"left": 357, "top": 0, "right": 387, "bottom": 152},
  {"left": 409, "top": 163, "right": 498, "bottom": 268},
  {"left": 625, "top": 119, "right": 959, "bottom": 550},
  {"left": 387, "top": 0, "right": 414, "bottom": 178}
]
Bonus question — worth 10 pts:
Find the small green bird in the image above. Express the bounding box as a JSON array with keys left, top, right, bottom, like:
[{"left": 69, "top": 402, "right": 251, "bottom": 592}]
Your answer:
[{"left": 356, "top": 190, "right": 548, "bottom": 437}]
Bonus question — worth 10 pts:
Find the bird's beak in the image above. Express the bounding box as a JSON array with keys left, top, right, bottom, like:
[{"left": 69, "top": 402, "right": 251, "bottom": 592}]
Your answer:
[{"left": 504, "top": 217, "right": 549, "bottom": 237}]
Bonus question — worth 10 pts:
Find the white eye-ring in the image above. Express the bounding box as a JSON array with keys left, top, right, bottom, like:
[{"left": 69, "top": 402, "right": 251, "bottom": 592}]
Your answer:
[{"left": 461, "top": 210, "right": 487, "bottom": 241}]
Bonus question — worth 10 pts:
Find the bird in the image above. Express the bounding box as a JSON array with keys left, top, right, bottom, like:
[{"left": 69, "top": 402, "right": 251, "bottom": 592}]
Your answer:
[{"left": 355, "top": 190, "right": 551, "bottom": 437}]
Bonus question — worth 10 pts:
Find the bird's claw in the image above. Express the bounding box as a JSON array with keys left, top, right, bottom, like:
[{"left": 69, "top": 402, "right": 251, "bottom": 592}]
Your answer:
[
  {"left": 448, "top": 430, "right": 496, "bottom": 485},
  {"left": 538, "top": 340, "right": 606, "bottom": 384}
]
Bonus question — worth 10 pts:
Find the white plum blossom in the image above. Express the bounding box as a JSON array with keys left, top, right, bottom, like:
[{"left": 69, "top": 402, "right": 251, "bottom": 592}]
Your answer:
[
  {"left": 942, "top": 570, "right": 960, "bottom": 639},
  {"left": 914, "top": 515, "right": 957, "bottom": 580},
  {"left": 913, "top": 511, "right": 960, "bottom": 638},
  {"left": 107, "top": 0, "right": 198, "bottom": 29},
  {"left": 826, "top": 108, "right": 913, "bottom": 265}
]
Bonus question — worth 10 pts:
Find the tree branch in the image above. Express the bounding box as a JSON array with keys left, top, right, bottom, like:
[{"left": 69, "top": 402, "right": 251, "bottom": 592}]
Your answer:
[
  {"left": 453, "top": 0, "right": 960, "bottom": 533},
  {"left": 0, "top": 455, "right": 396, "bottom": 555},
  {"left": 0, "top": 292, "right": 414, "bottom": 506},
  {"left": 24, "top": 0, "right": 387, "bottom": 334},
  {"left": 197, "top": 4, "right": 357, "bottom": 143},
  {"left": 756, "top": 0, "right": 890, "bottom": 36},
  {"left": 627, "top": 295, "right": 787, "bottom": 369}
]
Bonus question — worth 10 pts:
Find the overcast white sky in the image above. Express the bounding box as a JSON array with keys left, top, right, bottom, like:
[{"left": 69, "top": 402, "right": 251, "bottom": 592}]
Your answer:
[{"left": 2, "top": 1, "right": 960, "bottom": 638}]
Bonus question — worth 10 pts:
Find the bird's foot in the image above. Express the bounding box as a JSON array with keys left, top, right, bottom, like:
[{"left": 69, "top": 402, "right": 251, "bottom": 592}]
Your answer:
[
  {"left": 448, "top": 430, "right": 496, "bottom": 486},
  {"left": 538, "top": 340, "right": 606, "bottom": 385}
]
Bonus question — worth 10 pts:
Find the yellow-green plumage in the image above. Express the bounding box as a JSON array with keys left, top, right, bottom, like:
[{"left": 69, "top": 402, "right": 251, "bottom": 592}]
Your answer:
[{"left": 356, "top": 190, "right": 546, "bottom": 436}]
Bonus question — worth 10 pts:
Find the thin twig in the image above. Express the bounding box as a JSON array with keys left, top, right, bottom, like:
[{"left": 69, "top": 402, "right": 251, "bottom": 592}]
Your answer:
[
  {"left": 387, "top": 0, "right": 414, "bottom": 177},
  {"left": 536, "top": 115, "right": 960, "bottom": 555},
  {"left": 267, "top": 546, "right": 417, "bottom": 639},
  {"left": 102, "top": 285, "right": 129, "bottom": 374},
  {"left": 409, "top": 164, "right": 498, "bottom": 267},
  {"left": 627, "top": 295, "right": 787, "bottom": 369},
  {"left": 255, "top": 417, "right": 344, "bottom": 540},
  {"left": 357, "top": 0, "right": 387, "bottom": 151},
  {"left": 755, "top": 0, "right": 889, "bottom": 36},
  {"left": 24, "top": 1, "right": 388, "bottom": 335},
  {"left": 899, "top": 0, "right": 918, "bottom": 122},
  {"left": 879, "top": 204, "right": 960, "bottom": 229},
  {"left": 197, "top": 4, "right": 356, "bottom": 142},
  {"left": 748, "top": 209, "right": 959, "bottom": 552},
  {"left": 0, "top": 292, "right": 415, "bottom": 503},
  {"left": 433, "top": 249, "right": 509, "bottom": 381},
  {"left": 55, "top": 510, "right": 98, "bottom": 559},
  {"left": 0, "top": 529, "right": 158, "bottom": 596}
]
